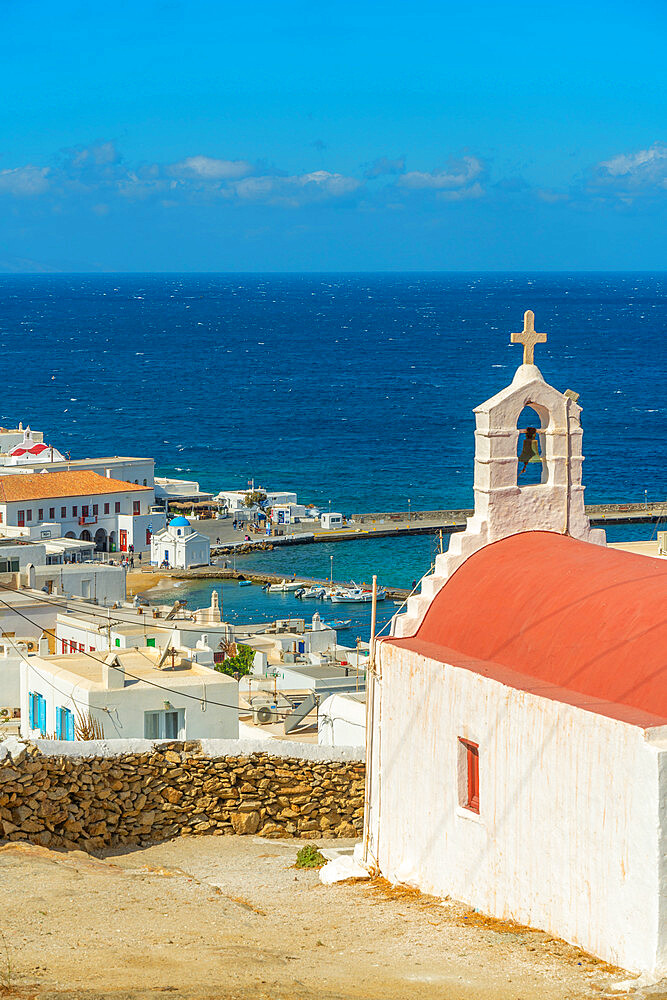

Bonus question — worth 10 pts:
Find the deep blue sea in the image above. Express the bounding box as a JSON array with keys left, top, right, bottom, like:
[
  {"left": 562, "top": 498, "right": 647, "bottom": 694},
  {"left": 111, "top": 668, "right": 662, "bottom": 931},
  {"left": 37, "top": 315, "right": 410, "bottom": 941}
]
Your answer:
[{"left": 0, "top": 272, "right": 664, "bottom": 626}]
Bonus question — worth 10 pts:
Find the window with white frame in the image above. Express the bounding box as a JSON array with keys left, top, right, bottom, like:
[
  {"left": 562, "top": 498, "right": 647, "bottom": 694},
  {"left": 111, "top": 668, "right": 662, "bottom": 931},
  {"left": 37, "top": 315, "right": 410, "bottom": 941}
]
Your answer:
[{"left": 144, "top": 708, "right": 184, "bottom": 740}]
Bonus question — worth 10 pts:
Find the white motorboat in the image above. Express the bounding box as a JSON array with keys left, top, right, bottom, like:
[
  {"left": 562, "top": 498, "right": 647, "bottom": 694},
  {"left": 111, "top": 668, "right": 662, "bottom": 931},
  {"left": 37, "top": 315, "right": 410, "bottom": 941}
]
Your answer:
[
  {"left": 330, "top": 585, "right": 386, "bottom": 603},
  {"left": 267, "top": 579, "right": 303, "bottom": 593},
  {"left": 298, "top": 585, "right": 327, "bottom": 599}
]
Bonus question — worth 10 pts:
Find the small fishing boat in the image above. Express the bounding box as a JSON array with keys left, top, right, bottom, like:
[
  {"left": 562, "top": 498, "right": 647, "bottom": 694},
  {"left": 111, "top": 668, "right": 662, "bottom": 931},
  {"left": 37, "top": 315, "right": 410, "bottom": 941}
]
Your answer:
[
  {"left": 321, "top": 619, "right": 352, "bottom": 631},
  {"left": 330, "top": 585, "right": 387, "bottom": 603},
  {"left": 267, "top": 579, "right": 303, "bottom": 593},
  {"left": 298, "top": 585, "right": 327, "bottom": 599},
  {"left": 238, "top": 579, "right": 252, "bottom": 587}
]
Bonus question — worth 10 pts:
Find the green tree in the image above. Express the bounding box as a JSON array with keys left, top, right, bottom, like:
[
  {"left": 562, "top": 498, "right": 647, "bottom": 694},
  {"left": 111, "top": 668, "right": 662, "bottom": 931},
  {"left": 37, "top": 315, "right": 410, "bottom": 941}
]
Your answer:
[
  {"left": 214, "top": 643, "right": 254, "bottom": 678},
  {"left": 243, "top": 490, "right": 267, "bottom": 509}
]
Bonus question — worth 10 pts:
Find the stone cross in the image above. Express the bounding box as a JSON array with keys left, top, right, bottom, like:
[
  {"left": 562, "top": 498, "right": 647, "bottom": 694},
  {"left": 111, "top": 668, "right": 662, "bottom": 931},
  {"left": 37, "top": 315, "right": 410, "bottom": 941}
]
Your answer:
[{"left": 511, "top": 310, "right": 547, "bottom": 365}]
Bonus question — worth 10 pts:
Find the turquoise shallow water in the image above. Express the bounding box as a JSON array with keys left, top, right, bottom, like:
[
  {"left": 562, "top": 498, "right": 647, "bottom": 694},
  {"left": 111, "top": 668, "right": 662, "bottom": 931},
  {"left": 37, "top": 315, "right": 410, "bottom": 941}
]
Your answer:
[{"left": 153, "top": 521, "right": 658, "bottom": 644}]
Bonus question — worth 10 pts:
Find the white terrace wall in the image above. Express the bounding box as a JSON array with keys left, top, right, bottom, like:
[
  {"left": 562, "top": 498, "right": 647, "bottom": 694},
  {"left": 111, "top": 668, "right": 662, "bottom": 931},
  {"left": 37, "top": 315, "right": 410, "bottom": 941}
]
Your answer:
[
  {"left": 0, "top": 740, "right": 364, "bottom": 849},
  {"left": 366, "top": 642, "right": 667, "bottom": 976}
]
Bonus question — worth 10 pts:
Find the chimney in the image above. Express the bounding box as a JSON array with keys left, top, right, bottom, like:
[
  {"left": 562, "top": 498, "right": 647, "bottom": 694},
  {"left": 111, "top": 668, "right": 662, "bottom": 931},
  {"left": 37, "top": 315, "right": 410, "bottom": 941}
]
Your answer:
[
  {"left": 103, "top": 652, "right": 125, "bottom": 689},
  {"left": 105, "top": 468, "right": 112, "bottom": 478},
  {"left": 38, "top": 634, "right": 49, "bottom": 656}
]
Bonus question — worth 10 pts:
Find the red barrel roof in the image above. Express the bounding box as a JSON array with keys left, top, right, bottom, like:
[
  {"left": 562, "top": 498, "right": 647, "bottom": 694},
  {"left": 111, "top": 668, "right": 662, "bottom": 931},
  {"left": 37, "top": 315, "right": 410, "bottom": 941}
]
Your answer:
[{"left": 389, "top": 531, "right": 667, "bottom": 728}]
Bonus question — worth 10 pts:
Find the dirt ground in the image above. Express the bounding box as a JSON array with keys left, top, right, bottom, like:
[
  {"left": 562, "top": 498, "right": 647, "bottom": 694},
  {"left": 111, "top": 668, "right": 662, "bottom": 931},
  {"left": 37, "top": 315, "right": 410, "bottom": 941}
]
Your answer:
[{"left": 0, "top": 835, "right": 656, "bottom": 1000}]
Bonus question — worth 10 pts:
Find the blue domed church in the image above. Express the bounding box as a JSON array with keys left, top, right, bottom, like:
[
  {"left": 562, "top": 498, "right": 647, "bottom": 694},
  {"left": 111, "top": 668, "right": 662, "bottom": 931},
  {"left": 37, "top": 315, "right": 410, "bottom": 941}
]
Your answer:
[{"left": 150, "top": 515, "right": 210, "bottom": 569}]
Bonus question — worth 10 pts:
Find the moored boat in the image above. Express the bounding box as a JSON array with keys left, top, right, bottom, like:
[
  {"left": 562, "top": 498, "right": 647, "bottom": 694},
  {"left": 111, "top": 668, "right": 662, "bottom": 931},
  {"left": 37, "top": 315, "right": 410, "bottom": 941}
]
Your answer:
[{"left": 268, "top": 579, "right": 303, "bottom": 593}]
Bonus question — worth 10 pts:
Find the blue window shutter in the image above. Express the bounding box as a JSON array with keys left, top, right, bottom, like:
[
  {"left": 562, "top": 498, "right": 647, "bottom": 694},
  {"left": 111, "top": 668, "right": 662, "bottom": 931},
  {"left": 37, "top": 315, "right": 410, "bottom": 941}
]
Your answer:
[
  {"left": 29, "top": 693, "right": 34, "bottom": 729},
  {"left": 55, "top": 709, "right": 61, "bottom": 739},
  {"left": 66, "top": 711, "right": 74, "bottom": 741},
  {"left": 37, "top": 695, "right": 46, "bottom": 735}
]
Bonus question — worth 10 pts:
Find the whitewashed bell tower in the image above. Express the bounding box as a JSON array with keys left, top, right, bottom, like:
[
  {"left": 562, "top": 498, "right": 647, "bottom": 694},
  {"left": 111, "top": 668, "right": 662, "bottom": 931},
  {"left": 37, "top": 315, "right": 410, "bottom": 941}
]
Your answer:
[{"left": 392, "top": 310, "right": 606, "bottom": 639}]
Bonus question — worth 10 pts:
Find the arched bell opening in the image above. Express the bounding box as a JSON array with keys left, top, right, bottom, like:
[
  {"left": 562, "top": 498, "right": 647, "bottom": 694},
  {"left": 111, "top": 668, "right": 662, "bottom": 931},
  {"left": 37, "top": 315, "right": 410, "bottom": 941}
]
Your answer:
[{"left": 516, "top": 405, "right": 546, "bottom": 487}]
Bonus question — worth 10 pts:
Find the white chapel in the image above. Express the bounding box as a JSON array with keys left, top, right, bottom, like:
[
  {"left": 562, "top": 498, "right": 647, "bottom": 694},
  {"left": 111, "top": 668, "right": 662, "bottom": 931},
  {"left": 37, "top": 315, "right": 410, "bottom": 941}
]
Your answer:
[
  {"left": 150, "top": 516, "right": 210, "bottom": 569},
  {"left": 364, "top": 311, "right": 667, "bottom": 975}
]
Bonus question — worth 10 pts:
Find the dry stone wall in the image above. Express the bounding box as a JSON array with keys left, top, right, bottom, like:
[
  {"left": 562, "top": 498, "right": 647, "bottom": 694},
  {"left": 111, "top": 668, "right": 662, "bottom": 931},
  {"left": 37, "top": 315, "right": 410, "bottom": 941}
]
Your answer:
[{"left": 0, "top": 738, "right": 365, "bottom": 851}]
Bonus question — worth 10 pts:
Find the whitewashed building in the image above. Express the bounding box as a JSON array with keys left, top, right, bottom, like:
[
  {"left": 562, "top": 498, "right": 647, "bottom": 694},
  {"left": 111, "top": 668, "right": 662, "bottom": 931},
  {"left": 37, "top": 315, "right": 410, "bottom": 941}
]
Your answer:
[
  {"left": 365, "top": 312, "right": 667, "bottom": 975},
  {"left": 150, "top": 516, "right": 210, "bottom": 568},
  {"left": 20, "top": 645, "right": 238, "bottom": 741},
  {"left": 0, "top": 469, "right": 165, "bottom": 554},
  {"left": 0, "top": 536, "right": 125, "bottom": 604},
  {"left": 0, "top": 422, "right": 155, "bottom": 485}
]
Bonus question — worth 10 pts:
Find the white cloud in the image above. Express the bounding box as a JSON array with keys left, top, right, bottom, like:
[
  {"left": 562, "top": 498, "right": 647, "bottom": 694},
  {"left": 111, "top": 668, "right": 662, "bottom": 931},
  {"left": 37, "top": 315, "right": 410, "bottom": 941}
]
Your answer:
[
  {"left": 437, "top": 181, "right": 485, "bottom": 202},
  {"left": 593, "top": 143, "right": 667, "bottom": 197},
  {"left": 172, "top": 156, "right": 253, "bottom": 180},
  {"left": 232, "top": 170, "right": 361, "bottom": 205},
  {"left": 0, "top": 165, "right": 50, "bottom": 196},
  {"left": 399, "top": 156, "right": 483, "bottom": 191},
  {"left": 71, "top": 141, "right": 120, "bottom": 168}
]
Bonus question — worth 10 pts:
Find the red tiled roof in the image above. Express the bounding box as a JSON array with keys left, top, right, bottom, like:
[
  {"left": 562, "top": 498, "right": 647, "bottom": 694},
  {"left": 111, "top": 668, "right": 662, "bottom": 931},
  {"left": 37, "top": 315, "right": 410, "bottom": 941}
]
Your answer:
[
  {"left": 0, "top": 470, "right": 151, "bottom": 503},
  {"left": 388, "top": 531, "right": 667, "bottom": 728}
]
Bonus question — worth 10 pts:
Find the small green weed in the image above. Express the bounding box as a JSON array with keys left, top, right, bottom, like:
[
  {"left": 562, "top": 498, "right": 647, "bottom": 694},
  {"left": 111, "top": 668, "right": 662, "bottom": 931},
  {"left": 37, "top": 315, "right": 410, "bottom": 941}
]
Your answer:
[{"left": 295, "top": 844, "right": 326, "bottom": 869}]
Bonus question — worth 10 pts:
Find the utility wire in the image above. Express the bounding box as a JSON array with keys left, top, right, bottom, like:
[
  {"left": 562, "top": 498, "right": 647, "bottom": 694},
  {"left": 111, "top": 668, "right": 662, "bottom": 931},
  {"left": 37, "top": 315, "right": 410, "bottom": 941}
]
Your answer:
[{"left": 0, "top": 595, "right": 257, "bottom": 716}]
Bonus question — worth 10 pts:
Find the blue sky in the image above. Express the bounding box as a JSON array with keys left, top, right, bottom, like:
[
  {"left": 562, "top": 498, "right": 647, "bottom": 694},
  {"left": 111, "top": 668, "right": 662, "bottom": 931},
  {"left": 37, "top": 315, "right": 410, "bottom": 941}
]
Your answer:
[{"left": 1, "top": 0, "right": 666, "bottom": 271}]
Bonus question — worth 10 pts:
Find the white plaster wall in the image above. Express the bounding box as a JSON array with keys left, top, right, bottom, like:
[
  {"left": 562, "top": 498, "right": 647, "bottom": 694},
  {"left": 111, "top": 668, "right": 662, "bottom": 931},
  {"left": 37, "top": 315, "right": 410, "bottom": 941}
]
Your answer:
[
  {"left": 318, "top": 693, "right": 366, "bottom": 747},
  {"left": 34, "top": 564, "right": 125, "bottom": 605},
  {"left": 91, "top": 671, "right": 238, "bottom": 741},
  {"left": 56, "top": 618, "right": 107, "bottom": 654},
  {"left": 0, "top": 648, "right": 22, "bottom": 708},
  {"left": 369, "top": 642, "right": 663, "bottom": 974},
  {"left": 20, "top": 657, "right": 239, "bottom": 741}
]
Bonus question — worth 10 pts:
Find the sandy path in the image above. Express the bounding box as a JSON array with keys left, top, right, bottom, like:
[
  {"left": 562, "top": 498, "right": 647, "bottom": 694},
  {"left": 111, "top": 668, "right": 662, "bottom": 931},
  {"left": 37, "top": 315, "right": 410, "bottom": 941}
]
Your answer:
[{"left": 0, "top": 836, "right": 641, "bottom": 1000}]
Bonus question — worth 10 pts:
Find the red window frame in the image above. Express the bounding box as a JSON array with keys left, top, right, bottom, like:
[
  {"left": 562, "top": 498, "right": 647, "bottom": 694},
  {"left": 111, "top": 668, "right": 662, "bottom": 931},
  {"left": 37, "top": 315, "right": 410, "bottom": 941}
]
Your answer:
[
  {"left": 72, "top": 506, "right": 77, "bottom": 517},
  {"left": 104, "top": 503, "right": 110, "bottom": 514},
  {"left": 115, "top": 502, "right": 121, "bottom": 513},
  {"left": 49, "top": 507, "right": 55, "bottom": 520},
  {"left": 133, "top": 500, "right": 140, "bottom": 515},
  {"left": 26, "top": 509, "right": 32, "bottom": 522},
  {"left": 460, "top": 738, "right": 480, "bottom": 813},
  {"left": 92, "top": 504, "right": 98, "bottom": 516},
  {"left": 61, "top": 506, "right": 66, "bottom": 518},
  {"left": 17, "top": 510, "right": 24, "bottom": 527},
  {"left": 38, "top": 508, "right": 44, "bottom": 521},
  {"left": 82, "top": 505, "right": 89, "bottom": 517}
]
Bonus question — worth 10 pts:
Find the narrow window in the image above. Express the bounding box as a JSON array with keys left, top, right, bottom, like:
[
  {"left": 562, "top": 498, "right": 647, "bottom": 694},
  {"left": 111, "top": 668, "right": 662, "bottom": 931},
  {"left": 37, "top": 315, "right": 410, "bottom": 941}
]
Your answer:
[
  {"left": 49, "top": 507, "right": 55, "bottom": 519},
  {"left": 133, "top": 500, "right": 140, "bottom": 515},
  {"left": 82, "top": 505, "right": 89, "bottom": 517},
  {"left": 72, "top": 506, "right": 77, "bottom": 517},
  {"left": 38, "top": 508, "right": 44, "bottom": 521},
  {"left": 26, "top": 509, "right": 32, "bottom": 522},
  {"left": 92, "top": 504, "right": 98, "bottom": 516},
  {"left": 115, "top": 502, "right": 121, "bottom": 513},
  {"left": 61, "top": 506, "right": 66, "bottom": 518},
  {"left": 17, "top": 511, "right": 24, "bottom": 527},
  {"left": 459, "top": 738, "right": 480, "bottom": 813}
]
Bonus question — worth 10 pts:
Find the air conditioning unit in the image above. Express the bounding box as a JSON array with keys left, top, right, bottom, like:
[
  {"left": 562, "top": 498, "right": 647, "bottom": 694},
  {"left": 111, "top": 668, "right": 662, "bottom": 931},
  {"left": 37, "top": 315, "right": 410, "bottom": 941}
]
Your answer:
[{"left": 250, "top": 694, "right": 280, "bottom": 725}]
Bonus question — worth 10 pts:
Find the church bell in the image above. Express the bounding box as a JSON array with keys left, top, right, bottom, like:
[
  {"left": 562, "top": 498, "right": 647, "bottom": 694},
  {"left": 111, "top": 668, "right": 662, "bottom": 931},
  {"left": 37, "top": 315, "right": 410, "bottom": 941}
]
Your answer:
[{"left": 518, "top": 428, "right": 542, "bottom": 464}]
